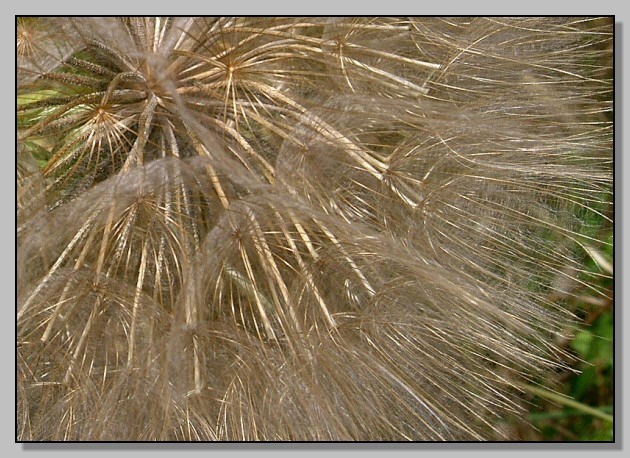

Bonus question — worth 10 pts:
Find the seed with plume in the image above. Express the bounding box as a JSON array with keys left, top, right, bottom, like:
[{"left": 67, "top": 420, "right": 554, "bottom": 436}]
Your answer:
[{"left": 17, "top": 17, "right": 612, "bottom": 441}]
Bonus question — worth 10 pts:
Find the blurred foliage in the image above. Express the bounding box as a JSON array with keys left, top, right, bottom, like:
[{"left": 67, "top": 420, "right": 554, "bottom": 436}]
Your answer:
[{"left": 507, "top": 223, "right": 614, "bottom": 441}]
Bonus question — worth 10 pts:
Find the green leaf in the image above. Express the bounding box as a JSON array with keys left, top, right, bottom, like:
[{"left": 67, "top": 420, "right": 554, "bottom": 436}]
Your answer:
[{"left": 571, "top": 329, "right": 593, "bottom": 358}]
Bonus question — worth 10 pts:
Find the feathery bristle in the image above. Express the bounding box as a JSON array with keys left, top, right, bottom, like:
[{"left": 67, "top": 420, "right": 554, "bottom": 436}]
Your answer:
[{"left": 17, "top": 17, "right": 613, "bottom": 441}]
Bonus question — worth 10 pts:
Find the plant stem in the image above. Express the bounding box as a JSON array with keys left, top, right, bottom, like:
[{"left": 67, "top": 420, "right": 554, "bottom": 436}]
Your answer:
[{"left": 521, "top": 384, "right": 613, "bottom": 423}]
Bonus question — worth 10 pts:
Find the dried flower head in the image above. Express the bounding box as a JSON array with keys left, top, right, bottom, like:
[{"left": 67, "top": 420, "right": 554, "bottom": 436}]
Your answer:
[{"left": 17, "top": 17, "right": 613, "bottom": 441}]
